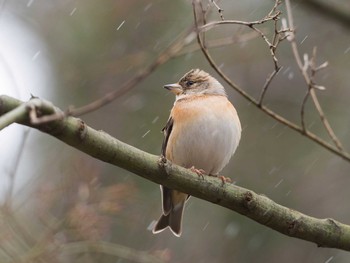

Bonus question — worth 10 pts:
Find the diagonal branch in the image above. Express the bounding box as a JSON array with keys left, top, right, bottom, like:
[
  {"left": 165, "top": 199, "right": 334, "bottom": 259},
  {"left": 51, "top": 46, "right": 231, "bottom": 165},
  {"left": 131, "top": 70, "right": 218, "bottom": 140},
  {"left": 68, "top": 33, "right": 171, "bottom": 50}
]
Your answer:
[{"left": 1, "top": 95, "right": 350, "bottom": 251}]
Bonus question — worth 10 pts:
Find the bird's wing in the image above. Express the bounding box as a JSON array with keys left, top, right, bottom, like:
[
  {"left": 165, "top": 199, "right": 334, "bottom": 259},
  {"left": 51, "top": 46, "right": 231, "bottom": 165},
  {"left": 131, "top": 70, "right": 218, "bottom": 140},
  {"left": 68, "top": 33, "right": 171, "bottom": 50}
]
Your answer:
[
  {"left": 161, "top": 116, "right": 173, "bottom": 157},
  {"left": 160, "top": 116, "right": 174, "bottom": 215}
]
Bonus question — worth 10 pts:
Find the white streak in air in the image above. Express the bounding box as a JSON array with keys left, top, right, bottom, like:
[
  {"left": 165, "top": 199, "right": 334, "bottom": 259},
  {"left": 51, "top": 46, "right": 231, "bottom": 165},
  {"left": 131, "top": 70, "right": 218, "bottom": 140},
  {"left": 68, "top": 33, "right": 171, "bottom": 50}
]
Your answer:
[
  {"left": 300, "top": 35, "right": 308, "bottom": 44},
  {"left": 325, "top": 256, "right": 334, "bottom": 263},
  {"left": 307, "top": 121, "right": 315, "bottom": 129},
  {"left": 304, "top": 157, "right": 319, "bottom": 175},
  {"left": 283, "top": 66, "right": 290, "bottom": 75},
  {"left": 32, "top": 51, "right": 40, "bottom": 61},
  {"left": 144, "top": 3, "right": 153, "bottom": 12},
  {"left": 27, "top": 0, "right": 34, "bottom": 7},
  {"left": 70, "top": 8, "right": 77, "bottom": 16},
  {"left": 202, "top": 222, "right": 209, "bottom": 231},
  {"left": 263, "top": 208, "right": 271, "bottom": 216},
  {"left": 152, "top": 116, "right": 159, "bottom": 124},
  {"left": 142, "top": 130, "right": 151, "bottom": 138},
  {"left": 274, "top": 179, "right": 284, "bottom": 188},
  {"left": 270, "top": 122, "right": 278, "bottom": 130},
  {"left": 268, "top": 166, "right": 277, "bottom": 175},
  {"left": 344, "top": 47, "right": 350, "bottom": 54},
  {"left": 117, "top": 20, "right": 125, "bottom": 31}
]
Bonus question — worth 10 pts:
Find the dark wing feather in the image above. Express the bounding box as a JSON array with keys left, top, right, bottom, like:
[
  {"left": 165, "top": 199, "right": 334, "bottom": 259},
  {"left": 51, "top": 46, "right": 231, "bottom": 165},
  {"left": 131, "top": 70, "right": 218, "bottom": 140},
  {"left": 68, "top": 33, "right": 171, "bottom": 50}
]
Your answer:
[
  {"left": 160, "top": 117, "right": 174, "bottom": 215},
  {"left": 161, "top": 116, "right": 173, "bottom": 157}
]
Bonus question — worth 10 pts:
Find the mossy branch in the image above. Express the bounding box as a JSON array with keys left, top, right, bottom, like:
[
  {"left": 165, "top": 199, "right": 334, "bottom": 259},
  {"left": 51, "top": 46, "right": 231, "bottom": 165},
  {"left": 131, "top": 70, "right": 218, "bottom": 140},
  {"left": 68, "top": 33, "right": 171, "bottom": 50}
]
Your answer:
[{"left": 1, "top": 95, "right": 350, "bottom": 251}]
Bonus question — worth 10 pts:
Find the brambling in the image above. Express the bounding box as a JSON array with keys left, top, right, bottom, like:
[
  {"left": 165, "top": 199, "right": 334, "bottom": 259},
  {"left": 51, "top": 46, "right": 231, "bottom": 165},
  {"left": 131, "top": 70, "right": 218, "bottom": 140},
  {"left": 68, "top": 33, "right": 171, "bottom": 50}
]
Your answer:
[{"left": 152, "top": 69, "right": 241, "bottom": 237}]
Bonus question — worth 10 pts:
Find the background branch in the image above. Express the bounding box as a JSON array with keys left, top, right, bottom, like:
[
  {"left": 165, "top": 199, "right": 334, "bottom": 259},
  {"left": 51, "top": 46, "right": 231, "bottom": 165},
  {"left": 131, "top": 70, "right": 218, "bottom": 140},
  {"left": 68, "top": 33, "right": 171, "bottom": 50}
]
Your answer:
[
  {"left": 1, "top": 95, "right": 350, "bottom": 251},
  {"left": 285, "top": 0, "right": 344, "bottom": 152},
  {"left": 192, "top": 0, "right": 350, "bottom": 162}
]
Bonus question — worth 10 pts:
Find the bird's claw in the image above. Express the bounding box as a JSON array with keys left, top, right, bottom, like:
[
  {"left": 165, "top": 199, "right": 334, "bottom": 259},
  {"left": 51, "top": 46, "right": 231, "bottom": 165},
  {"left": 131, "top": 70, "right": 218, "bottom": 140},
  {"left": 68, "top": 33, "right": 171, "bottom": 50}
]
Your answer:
[
  {"left": 209, "top": 174, "right": 232, "bottom": 185},
  {"left": 158, "top": 155, "right": 168, "bottom": 169},
  {"left": 190, "top": 166, "right": 206, "bottom": 179}
]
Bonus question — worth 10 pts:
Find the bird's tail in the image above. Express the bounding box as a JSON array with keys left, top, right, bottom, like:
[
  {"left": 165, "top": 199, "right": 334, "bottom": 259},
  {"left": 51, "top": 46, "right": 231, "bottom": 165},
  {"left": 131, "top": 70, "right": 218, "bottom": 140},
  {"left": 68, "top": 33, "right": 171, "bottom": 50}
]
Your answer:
[{"left": 152, "top": 201, "right": 185, "bottom": 237}]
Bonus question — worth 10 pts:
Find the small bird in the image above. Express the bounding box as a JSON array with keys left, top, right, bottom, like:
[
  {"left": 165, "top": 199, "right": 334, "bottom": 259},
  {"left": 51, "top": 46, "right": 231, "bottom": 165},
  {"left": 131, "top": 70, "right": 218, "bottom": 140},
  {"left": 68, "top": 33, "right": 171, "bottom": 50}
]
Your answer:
[{"left": 152, "top": 69, "right": 241, "bottom": 237}]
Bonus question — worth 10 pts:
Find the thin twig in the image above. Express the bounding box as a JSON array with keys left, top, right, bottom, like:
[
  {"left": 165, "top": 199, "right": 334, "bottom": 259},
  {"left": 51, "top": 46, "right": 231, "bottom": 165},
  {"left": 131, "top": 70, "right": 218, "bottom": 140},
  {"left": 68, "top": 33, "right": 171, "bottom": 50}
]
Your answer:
[
  {"left": 285, "top": 0, "right": 344, "bottom": 152},
  {"left": 201, "top": 0, "right": 287, "bottom": 106},
  {"left": 300, "top": 88, "right": 311, "bottom": 132},
  {"left": 192, "top": 0, "right": 350, "bottom": 162},
  {"left": 250, "top": 21, "right": 283, "bottom": 105},
  {"left": 200, "top": 10, "right": 280, "bottom": 32},
  {"left": 258, "top": 67, "right": 281, "bottom": 105},
  {"left": 268, "top": 0, "right": 282, "bottom": 18},
  {"left": 211, "top": 0, "right": 224, "bottom": 20}
]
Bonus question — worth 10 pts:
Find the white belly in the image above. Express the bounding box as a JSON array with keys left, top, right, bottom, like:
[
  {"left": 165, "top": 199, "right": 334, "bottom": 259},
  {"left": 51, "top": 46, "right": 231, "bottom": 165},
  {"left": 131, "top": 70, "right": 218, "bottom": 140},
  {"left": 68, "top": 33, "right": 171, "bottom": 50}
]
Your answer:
[{"left": 168, "top": 110, "right": 241, "bottom": 175}]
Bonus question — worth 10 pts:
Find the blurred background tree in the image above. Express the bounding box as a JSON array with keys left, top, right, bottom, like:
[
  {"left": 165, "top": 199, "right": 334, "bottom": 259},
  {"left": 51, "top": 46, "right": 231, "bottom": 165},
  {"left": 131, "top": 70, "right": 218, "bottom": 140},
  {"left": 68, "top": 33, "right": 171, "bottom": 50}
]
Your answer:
[{"left": 0, "top": 0, "right": 349, "bottom": 262}]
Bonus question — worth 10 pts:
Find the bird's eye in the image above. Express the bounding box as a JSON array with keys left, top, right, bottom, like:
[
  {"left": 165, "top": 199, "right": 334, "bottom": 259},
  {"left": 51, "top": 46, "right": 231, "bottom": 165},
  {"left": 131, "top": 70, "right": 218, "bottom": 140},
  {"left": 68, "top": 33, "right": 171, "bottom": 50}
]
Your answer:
[{"left": 186, "top": 81, "right": 194, "bottom": 86}]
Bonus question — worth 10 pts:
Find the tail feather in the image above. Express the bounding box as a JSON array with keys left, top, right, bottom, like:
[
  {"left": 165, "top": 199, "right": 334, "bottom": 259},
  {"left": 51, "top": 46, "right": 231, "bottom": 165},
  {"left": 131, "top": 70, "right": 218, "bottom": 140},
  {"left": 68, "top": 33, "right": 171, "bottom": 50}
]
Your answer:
[{"left": 152, "top": 201, "right": 185, "bottom": 237}]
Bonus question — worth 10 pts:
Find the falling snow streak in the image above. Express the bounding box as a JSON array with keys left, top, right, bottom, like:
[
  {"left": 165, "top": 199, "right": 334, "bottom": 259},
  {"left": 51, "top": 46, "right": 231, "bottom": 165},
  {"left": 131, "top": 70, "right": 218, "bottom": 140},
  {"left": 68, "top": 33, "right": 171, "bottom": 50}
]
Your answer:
[
  {"left": 142, "top": 130, "right": 150, "bottom": 138},
  {"left": 117, "top": 20, "right": 125, "bottom": 31},
  {"left": 70, "top": 8, "right": 77, "bottom": 16}
]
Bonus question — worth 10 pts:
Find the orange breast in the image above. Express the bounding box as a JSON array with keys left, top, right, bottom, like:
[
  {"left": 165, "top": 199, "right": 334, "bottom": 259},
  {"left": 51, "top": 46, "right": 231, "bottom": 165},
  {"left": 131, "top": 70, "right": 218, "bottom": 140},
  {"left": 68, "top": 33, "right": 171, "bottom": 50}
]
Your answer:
[{"left": 165, "top": 95, "right": 241, "bottom": 174}]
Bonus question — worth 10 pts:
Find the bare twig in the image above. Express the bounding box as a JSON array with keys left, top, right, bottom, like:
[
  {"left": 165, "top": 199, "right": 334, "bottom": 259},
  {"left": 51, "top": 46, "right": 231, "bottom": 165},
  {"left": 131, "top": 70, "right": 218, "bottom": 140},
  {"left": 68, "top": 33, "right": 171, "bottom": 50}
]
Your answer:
[
  {"left": 251, "top": 1, "right": 291, "bottom": 105},
  {"left": 285, "top": 0, "right": 344, "bottom": 152},
  {"left": 252, "top": 23, "right": 282, "bottom": 104},
  {"left": 211, "top": 0, "right": 224, "bottom": 20},
  {"left": 199, "top": 9, "right": 280, "bottom": 32},
  {"left": 300, "top": 88, "right": 311, "bottom": 132},
  {"left": 192, "top": 0, "right": 350, "bottom": 162},
  {"left": 200, "top": 0, "right": 288, "bottom": 106},
  {"left": 268, "top": 0, "right": 282, "bottom": 18},
  {"left": 258, "top": 67, "right": 281, "bottom": 105}
]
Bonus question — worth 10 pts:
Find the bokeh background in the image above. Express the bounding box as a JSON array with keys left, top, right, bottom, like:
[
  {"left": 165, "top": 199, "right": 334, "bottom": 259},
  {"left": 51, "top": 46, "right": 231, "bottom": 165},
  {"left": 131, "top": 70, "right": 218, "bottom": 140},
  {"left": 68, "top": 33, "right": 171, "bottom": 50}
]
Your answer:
[{"left": 0, "top": 0, "right": 350, "bottom": 262}]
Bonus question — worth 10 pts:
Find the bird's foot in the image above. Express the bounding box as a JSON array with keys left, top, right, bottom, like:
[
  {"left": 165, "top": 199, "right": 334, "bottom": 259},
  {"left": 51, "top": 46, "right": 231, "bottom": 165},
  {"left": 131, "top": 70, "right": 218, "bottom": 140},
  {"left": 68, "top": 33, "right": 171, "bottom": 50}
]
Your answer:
[
  {"left": 209, "top": 174, "right": 232, "bottom": 184},
  {"left": 158, "top": 155, "right": 168, "bottom": 167},
  {"left": 190, "top": 166, "right": 206, "bottom": 179}
]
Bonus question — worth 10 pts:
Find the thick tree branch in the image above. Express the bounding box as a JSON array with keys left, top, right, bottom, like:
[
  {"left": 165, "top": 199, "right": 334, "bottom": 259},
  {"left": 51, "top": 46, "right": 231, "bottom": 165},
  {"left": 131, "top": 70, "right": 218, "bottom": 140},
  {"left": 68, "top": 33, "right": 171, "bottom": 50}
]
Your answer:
[{"left": 1, "top": 95, "right": 350, "bottom": 251}]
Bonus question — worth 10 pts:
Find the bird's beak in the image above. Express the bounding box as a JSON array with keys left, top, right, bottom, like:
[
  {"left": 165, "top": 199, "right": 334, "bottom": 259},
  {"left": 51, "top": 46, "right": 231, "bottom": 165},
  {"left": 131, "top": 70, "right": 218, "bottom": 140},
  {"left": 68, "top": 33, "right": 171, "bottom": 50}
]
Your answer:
[{"left": 164, "top": 83, "right": 183, "bottom": 95}]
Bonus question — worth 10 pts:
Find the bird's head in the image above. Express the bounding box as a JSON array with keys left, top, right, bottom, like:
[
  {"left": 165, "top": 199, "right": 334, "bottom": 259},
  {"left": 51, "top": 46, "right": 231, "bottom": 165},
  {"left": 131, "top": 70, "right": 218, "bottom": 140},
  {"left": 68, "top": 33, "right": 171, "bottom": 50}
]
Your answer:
[{"left": 164, "top": 69, "right": 226, "bottom": 99}]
